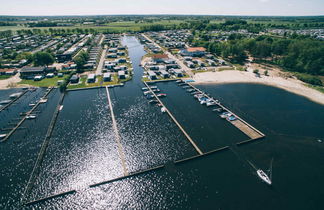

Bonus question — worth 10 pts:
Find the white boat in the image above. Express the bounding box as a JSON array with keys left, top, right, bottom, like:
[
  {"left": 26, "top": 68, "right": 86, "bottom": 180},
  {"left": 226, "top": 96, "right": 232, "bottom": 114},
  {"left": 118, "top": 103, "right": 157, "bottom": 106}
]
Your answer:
[
  {"left": 29, "top": 103, "right": 36, "bottom": 107},
  {"left": 59, "top": 105, "right": 64, "bottom": 111},
  {"left": 0, "top": 134, "right": 7, "bottom": 139},
  {"left": 39, "top": 98, "right": 48, "bottom": 103},
  {"left": 161, "top": 107, "right": 166, "bottom": 113},
  {"left": 257, "top": 169, "right": 272, "bottom": 185},
  {"left": 9, "top": 92, "right": 23, "bottom": 99},
  {"left": 0, "top": 100, "right": 11, "bottom": 105},
  {"left": 26, "top": 115, "right": 36, "bottom": 119}
]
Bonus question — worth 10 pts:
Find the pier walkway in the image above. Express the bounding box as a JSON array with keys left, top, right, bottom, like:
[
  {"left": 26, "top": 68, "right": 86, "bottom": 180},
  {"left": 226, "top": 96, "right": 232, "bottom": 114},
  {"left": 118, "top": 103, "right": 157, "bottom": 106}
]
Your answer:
[
  {"left": 143, "top": 81, "right": 203, "bottom": 155},
  {"left": 22, "top": 92, "right": 66, "bottom": 202},
  {"left": 105, "top": 86, "right": 129, "bottom": 176},
  {"left": 186, "top": 82, "right": 265, "bottom": 140},
  {"left": 1, "top": 87, "right": 54, "bottom": 142}
]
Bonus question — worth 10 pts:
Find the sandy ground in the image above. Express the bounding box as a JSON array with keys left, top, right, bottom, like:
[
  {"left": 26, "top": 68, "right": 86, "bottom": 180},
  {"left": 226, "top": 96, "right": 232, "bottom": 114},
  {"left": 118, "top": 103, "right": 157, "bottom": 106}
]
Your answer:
[
  {"left": 0, "top": 73, "right": 27, "bottom": 89},
  {"left": 192, "top": 64, "right": 324, "bottom": 105}
]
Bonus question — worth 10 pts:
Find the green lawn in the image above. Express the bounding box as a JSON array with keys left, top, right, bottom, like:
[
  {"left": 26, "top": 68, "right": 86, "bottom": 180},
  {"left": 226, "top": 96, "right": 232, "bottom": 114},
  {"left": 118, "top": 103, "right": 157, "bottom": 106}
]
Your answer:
[
  {"left": 18, "top": 76, "right": 68, "bottom": 87},
  {"left": 0, "top": 75, "right": 13, "bottom": 80}
]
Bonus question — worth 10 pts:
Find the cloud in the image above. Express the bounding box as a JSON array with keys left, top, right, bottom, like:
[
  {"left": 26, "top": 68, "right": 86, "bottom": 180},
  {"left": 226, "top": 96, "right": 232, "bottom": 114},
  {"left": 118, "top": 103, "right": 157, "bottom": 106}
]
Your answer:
[{"left": 259, "top": 0, "right": 270, "bottom": 3}]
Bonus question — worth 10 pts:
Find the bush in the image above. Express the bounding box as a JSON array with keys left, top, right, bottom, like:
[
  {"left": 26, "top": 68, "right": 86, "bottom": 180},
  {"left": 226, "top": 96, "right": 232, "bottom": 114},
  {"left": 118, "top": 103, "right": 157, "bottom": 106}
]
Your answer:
[
  {"left": 59, "top": 72, "right": 73, "bottom": 92},
  {"left": 253, "top": 69, "right": 259, "bottom": 74},
  {"left": 264, "top": 70, "right": 269, "bottom": 76},
  {"left": 295, "top": 73, "right": 322, "bottom": 86}
]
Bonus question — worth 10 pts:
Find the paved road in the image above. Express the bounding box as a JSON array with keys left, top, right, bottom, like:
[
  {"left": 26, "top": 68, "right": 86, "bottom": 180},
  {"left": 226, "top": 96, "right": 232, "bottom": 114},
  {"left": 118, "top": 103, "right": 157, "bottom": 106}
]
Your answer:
[
  {"left": 142, "top": 34, "right": 193, "bottom": 77},
  {"left": 95, "top": 45, "right": 107, "bottom": 75}
]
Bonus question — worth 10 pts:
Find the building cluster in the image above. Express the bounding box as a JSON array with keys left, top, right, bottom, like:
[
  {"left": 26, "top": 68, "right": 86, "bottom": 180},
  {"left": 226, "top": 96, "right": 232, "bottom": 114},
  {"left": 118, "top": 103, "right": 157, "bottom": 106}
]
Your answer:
[{"left": 102, "top": 34, "right": 131, "bottom": 80}]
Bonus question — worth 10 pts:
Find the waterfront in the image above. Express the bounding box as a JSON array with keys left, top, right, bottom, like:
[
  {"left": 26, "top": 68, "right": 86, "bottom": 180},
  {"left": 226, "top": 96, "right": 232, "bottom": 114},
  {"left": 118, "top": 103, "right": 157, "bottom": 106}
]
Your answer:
[{"left": 0, "top": 36, "right": 323, "bottom": 209}]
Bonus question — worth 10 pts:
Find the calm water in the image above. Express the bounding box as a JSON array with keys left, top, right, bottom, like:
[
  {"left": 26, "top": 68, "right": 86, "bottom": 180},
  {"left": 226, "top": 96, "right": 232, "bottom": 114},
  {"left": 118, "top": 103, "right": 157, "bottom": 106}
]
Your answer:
[{"left": 0, "top": 36, "right": 323, "bottom": 209}]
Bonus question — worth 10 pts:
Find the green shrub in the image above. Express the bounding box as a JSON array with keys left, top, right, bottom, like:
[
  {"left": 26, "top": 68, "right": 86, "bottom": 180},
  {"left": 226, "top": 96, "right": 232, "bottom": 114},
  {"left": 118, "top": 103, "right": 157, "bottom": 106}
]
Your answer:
[{"left": 295, "top": 73, "right": 322, "bottom": 86}]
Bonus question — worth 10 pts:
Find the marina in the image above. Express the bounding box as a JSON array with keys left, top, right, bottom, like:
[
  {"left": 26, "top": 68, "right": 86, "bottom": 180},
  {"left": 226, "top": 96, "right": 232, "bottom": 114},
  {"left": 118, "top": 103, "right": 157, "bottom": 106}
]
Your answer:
[{"left": 0, "top": 36, "right": 323, "bottom": 210}]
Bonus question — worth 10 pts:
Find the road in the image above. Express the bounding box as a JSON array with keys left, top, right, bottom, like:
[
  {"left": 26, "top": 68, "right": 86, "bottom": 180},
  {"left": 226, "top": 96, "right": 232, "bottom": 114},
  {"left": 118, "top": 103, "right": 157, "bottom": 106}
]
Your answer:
[
  {"left": 95, "top": 45, "right": 107, "bottom": 75},
  {"left": 142, "top": 34, "right": 194, "bottom": 77}
]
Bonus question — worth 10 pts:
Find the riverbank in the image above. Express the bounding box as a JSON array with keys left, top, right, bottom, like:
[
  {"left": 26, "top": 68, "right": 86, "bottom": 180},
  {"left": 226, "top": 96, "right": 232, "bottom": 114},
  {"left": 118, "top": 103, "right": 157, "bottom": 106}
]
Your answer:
[{"left": 192, "top": 68, "right": 324, "bottom": 105}]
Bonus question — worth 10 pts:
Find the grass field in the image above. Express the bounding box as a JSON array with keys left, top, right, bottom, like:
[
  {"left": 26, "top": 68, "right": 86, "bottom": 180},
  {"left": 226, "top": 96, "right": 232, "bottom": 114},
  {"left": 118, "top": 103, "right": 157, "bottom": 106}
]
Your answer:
[
  {"left": 18, "top": 76, "right": 68, "bottom": 87},
  {"left": 0, "top": 20, "right": 185, "bottom": 32}
]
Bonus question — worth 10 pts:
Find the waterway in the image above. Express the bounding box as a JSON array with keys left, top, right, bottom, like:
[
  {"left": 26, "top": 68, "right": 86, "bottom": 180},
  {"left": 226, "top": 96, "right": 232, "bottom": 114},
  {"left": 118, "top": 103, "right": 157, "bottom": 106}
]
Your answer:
[{"left": 0, "top": 36, "right": 323, "bottom": 209}]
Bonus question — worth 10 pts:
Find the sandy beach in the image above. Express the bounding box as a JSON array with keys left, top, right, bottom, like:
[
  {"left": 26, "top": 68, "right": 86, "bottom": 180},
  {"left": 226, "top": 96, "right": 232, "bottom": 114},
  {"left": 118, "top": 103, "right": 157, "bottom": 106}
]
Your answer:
[{"left": 192, "top": 66, "right": 324, "bottom": 105}]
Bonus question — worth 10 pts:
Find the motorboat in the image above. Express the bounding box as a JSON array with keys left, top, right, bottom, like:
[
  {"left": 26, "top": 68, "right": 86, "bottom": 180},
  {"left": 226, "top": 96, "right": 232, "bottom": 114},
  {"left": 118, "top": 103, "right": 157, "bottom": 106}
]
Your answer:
[
  {"left": 149, "top": 100, "right": 158, "bottom": 104},
  {"left": 157, "top": 93, "right": 166, "bottom": 98},
  {"left": 161, "top": 107, "right": 166, "bottom": 113},
  {"left": 26, "top": 114, "right": 36, "bottom": 119}
]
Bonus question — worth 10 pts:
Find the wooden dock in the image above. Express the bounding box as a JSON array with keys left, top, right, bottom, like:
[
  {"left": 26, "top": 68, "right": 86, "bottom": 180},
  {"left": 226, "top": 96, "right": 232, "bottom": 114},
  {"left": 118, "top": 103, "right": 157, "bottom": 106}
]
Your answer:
[
  {"left": 1, "top": 88, "right": 54, "bottom": 142},
  {"left": 105, "top": 86, "right": 129, "bottom": 176},
  {"left": 0, "top": 89, "right": 29, "bottom": 112},
  {"left": 143, "top": 81, "right": 203, "bottom": 155},
  {"left": 22, "top": 92, "right": 66, "bottom": 203},
  {"left": 185, "top": 82, "right": 265, "bottom": 139}
]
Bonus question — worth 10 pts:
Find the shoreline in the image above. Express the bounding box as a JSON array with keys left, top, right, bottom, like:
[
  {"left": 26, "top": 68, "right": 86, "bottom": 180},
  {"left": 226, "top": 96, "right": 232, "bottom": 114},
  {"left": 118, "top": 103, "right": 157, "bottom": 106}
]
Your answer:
[{"left": 192, "top": 70, "right": 324, "bottom": 106}]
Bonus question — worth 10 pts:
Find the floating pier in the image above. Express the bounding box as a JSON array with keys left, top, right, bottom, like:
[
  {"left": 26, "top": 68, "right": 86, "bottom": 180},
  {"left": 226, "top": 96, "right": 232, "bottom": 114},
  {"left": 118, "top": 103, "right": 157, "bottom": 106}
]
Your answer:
[
  {"left": 105, "top": 86, "right": 129, "bottom": 176},
  {"left": 185, "top": 82, "right": 265, "bottom": 140},
  {"left": 1, "top": 88, "right": 53, "bottom": 142},
  {"left": 0, "top": 89, "right": 29, "bottom": 112},
  {"left": 143, "top": 81, "right": 203, "bottom": 155},
  {"left": 22, "top": 92, "right": 66, "bottom": 203}
]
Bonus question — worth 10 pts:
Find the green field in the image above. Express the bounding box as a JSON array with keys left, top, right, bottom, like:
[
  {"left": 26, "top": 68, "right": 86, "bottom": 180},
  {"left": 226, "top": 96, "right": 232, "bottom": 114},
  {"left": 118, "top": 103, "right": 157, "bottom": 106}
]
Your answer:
[
  {"left": 0, "top": 75, "right": 13, "bottom": 80},
  {"left": 18, "top": 76, "right": 68, "bottom": 87},
  {"left": 0, "top": 20, "right": 185, "bottom": 32}
]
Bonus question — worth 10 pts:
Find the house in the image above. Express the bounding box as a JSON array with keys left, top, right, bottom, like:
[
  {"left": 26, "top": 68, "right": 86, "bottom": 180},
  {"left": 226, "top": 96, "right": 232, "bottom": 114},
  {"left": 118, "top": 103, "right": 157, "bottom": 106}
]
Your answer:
[
  {"left": 70, "top": 75, "right": 79, "bottom": 84},
  {"left": 107, "top": 53, "right": 117, "bottom": 58},
  {"left": 181, "top": 47, "right": 206, "bottom": 57},
  {"left": 117, "top": 58, "right": 127, "bottom": 63},
  {"left": 148, "top": 71, "right": 157, "bottom": 80},
  {"left": 185, "top": 61, "right": 195, "bottom": 68},
  {"left": 151, "top": 54, "right": 169, "bottom": 63},
  {"left": 0, "top": 69, "right": 17, "bottom": 75},
  {"left": 118, "top": 71, "right": 126, "bottom": 79},
  {"left": 173, "top": 69, "right": 184, "bottom": 77},
  {"left": 103, "top": 73, "right": 111, "bottom": 82},
  {"left": 207, "top": 59, "right": 216, "bottom": 66},
  {"left": 87, "top": 74, "right": 96, "bottom": 83},
  {"left": 108, "top": 48, "right": 117, "bottom": 53},
  {"left": 160, "top": 70, "right": 170, "bottom": 79},
  {"left": 20, "top": 66, "right": 47, "bottom": 79}
]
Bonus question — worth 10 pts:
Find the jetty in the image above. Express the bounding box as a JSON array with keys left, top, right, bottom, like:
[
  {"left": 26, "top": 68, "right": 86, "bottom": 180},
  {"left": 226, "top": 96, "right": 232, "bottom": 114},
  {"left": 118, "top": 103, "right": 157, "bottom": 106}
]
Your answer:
[
  {"left": 1, "top": 88, "right": 54, "bottom": 142},
  {"left": 105, "top": 86, "right": 129, "bottom": 176},
  {"left": 22, "top": 92, "right": 66, "bottom": 203},
  {"left": 185, "top": 82, "right": 265, "bottom": 140},
  {"left": 143, "top": 81, "right": 203, "bottom": 155},
  {"left": 0, "top": 89, "right": 29, "bottom": 112}
]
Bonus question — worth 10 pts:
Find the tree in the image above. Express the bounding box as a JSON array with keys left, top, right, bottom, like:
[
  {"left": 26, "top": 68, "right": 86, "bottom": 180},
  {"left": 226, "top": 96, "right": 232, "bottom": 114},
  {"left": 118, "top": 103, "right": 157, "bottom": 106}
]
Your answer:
[
  {"left": 73, "top": 50, "right": 89, "bottom": 72},
  {"left": 33, "top": 52, "right": 55, "bottom": 67}
]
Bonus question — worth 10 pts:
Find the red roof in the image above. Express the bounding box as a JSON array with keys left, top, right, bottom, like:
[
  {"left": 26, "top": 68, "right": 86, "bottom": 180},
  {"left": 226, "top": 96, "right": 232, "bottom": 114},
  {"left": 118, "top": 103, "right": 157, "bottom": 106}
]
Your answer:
[
  {"left": 0, "top": 68, "right": 16, "bottom": 72},
  {"left": 187, "top": 47, "right": 206, "bottom": 52},
  {"left": 152, "top": 54, "right": 169, "bottom": 59}
]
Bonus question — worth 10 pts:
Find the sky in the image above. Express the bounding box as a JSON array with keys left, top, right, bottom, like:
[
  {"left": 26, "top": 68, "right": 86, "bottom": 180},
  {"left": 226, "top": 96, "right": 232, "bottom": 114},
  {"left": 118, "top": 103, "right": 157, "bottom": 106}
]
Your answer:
[{"left": 0, "top": 0, "right": 323, "bottom": 16}]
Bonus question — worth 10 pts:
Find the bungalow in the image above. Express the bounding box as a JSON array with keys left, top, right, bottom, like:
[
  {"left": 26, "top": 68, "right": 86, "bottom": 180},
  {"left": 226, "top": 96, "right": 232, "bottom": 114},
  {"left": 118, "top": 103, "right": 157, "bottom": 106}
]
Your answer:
[
  {"left": 46, "top": 73, "right": 55, "bottom": 78},
  {"left": 117, "top": 51, "right": 125, "bottom": 56},
  {"left": 20, "top": 66, "right": 47, "bottom": 79},
  {"left": 108, "top": 48, "right": 117, "bottom": 53},
  {"left": 118, "top": 71, "right": 126, "bottom": 79},
  {"left": 185, "top": 61, "right": 195, "bottom": 68},
  {"left": 148, "top": 71, "right": 157, "bottom": 80},
  {"left": 207, "top": 59, "right": 216, "bottom": 66},
  {"left": 87, "top": 74, "right": 96, "bottom": 83},
  {"left": 181, "top": 47, "right": 206, "bottom": 57},
  {"left": 103, "top": 73, "right": 111, "bottom": 82},
  {"left": 34, "top": 75, "right": 44, "bottom": 81},
  {"left": 160, "top": 70, "right": 170, "bottom": 79},
  {"left": 173, "top": 69, "right": 184, "bottom": 77},
  {"left": 107, "top": 53, "right": 117, "bottom": 58},
  {"left": 117, "top": 58, "right": 127, "bottom": 63},
  {"left": 151, "top": 54, "right": 169, "bottom": 63},
  {"left": 70, "top": 75, "right": 79, "bottom": 84},
  {"left": 0, "top": 69, "right": 17, "bottom": 75}
]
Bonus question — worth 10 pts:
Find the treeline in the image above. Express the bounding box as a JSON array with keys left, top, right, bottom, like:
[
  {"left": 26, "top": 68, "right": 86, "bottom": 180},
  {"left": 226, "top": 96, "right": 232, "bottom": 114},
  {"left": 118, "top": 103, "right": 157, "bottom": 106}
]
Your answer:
[
  {"left": 28, "top": 22, "right": 58, "bottom": 27},
  {"left": 194, "top": 36, "right": 324, "bottom": 77},
  {"left": 0, "top": 21, "right": 17, "bottom": 26}
]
